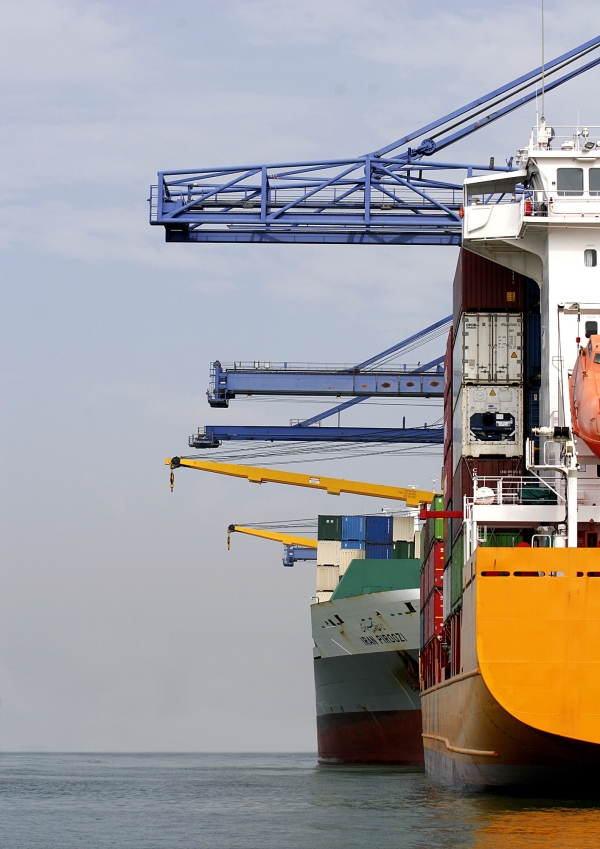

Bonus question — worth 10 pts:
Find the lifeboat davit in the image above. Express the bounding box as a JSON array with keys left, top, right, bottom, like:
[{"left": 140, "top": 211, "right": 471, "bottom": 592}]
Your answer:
[{"left": 569, "top": 334, "right": 600, "bottom": 460}]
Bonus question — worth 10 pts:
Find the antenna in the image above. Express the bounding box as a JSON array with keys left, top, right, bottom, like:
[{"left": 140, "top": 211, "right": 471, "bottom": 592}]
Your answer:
[{"left": 541, "top": 0, "right": 545, "bottom": 119}]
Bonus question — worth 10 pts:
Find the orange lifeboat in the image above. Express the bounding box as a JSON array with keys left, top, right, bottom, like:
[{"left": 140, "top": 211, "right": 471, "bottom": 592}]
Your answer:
[{"left": 569, "top": 334, "right": 600, "bottom": 459}]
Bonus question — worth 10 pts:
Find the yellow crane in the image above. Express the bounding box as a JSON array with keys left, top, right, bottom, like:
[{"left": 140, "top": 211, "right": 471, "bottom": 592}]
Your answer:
[
  {"left": 227, "top": 524, "right": 317, "bottom": 550},
  {"left": 167, "top": 456, "right": 435, "bottom": 506}
]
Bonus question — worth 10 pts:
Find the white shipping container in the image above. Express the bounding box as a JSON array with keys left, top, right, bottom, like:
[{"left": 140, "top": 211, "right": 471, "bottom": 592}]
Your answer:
[
  {"left": 316, "top": 566, "right": 339, "bottom": 592},
  {"left": 316, "top": 590, "right": 334, "bottom": 603},
  {"left": 339, "top": 547, "right": 366, "bottom": 576},
  {"left": 454, "top": 384, "right": 523, "bottom": 468},
  {"left": 392, "top": 516, "right": 415, "bottom": 542},
  {"left": 453, "top": 313, "right": 523, "bottom": 406},
  {"left": 414, "top": 529, "right": 422, "bottom": 560},
  {"left": 317, "top": 540, "right": 341, "bottom": 567}
]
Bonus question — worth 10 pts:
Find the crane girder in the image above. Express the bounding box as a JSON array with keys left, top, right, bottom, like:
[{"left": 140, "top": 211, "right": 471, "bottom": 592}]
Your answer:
[
  {"left": 150, "top": 37, "right": 600, "bottom": 244},
  {"left": 167, "top": 457, "right": 435, "bottom": 506},
  {"left": 189, "top": 425, "right": 443, "bottom": 448}
]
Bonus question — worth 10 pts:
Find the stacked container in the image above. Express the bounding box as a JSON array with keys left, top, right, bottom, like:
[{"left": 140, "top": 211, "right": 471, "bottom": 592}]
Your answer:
[
  {"left": 365, "top": 515, "right": 393, "bottom": 559},
  {"left": 448, "top": 250, "right": 527, "bottom": 614},
  {"left": 316, "top": 515, "right": 343, "bottom": 601},
  {"left": 315, "top": 514, "right": 419, "bottom": 600},
  {"left": 419, "top": 494, "right": 444, "bottom": 655}
]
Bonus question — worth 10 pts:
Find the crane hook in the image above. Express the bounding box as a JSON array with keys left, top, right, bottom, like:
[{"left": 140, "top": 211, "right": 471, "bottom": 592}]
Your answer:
[{"left": 170, "top": 471, "right": 175, "bottom": 492}]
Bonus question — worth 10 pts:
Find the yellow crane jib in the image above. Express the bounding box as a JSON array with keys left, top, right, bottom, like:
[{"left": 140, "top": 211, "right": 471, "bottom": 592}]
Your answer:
[
  {"left": 227, "top": 524, "right": 318, "bottom": 550},
  {"left": 166, "top": 457, "right": 434, "bottom": 507}
]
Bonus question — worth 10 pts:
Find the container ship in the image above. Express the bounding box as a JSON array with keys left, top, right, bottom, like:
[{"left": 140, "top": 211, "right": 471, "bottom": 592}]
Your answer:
[
  {"left": 420, "top": 120, "right": 600, "bottom": 790},
  {"left": 311, "top": 513, "right": 426, "bottom": 765},
  {"left": 162, "top": 110, "right": 600, "bottom": 786}
]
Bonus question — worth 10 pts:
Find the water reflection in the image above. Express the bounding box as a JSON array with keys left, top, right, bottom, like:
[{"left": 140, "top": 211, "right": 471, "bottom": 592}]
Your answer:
[{"left": 472, "top": 806, "right": 600, "bottom": 848}]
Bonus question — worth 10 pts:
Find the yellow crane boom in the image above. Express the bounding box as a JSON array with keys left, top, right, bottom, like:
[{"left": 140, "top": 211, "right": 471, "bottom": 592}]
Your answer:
[
  {"left": 167, "top": 457, "right": 434, "bottom": 507},
  {"left": 227, "top": 524, "right": 317, "bottom": 548}
]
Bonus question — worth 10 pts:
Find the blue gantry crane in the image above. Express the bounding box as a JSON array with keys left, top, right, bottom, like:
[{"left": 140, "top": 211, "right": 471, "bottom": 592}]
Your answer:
[
  {"left": 150, "top": 37, "right": 600, "bottom": 245},
  {"left": 151, "top": 36, "right": 600, "bottom": 450}
]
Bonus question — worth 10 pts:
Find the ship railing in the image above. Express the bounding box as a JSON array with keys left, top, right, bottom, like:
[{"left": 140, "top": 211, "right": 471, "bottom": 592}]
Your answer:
[
  {"left": 472, "top": 475, "right": 564, "bottom": 506},
  {"left": 530, "top": 124, "right": 600, "bottom": 152},
  {"left": 463, "top": 475, "right": 565, "bottom": 564},
  {"left": 213, "top": 360, "right": 434, "bottom": 374},
  {"left": 466, "top": 189, "right": 600, "bottom": 217}
]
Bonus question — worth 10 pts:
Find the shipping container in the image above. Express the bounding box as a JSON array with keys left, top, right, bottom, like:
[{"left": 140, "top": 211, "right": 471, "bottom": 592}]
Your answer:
[
  {"left": 452, "top": 313, "right": 523, "bottom": 401},
  {"left": 526, "top": 311, "right": 542, "bottom": 386},
  {"left": 392, "top": 515, "right": 414, "bottom": 542},
  {"left": 316, "top": 565, "right": 339, "bottom": 592},
  {"left": 444, "top": 327, "right": 453, "bottom": 402},
  {"left": 414, "top": 529, "right": 422, "bottom": 560},
  {"left": 318, "top": 515, "right": 342, "bottom": 541},
  {"left": 422, "top": 588, "right": 443, "bottom": 645},
  {"left": 421, "top": 539, "right": 445, "bottom": 602},
  {"left": 443, "top": 446, "right": 453, "bottom": 510},
  {"left": 341, "top": 539, "right": 365, "bottom": 550},
  {"left": 315, "top": 590, "right": 334, "bottom": 603},
  {"left": 341, "top": 515, "right": 366, "bottom": 543},
  {"left": 339, "top": 547, "right": 365, "bottom": 576},
  {"left": 442, "top": 565, "right": 452, "bottom": 622},
  {"left": 450, "top": 534, "right": 464, "bottom": 609},
  {"left": 480, "top": 531, "right": 523, "bottom": 547},
  {"left": 317, "top": 540, "right": 341, "bottom": 567},
  {"left": 365, "top": 515, "right": 393, "bottom": 544},
  {"left": 365, "top": 543, "right": 393, "bottom": 559},
  {"left": 453, "top": 249, "right": 525, "bottom": 322},
  {"left": 453, "top": 384, "right": 523, "bottom": 471},
  {"left": 394, "top": 540, "right": 415, "bottom": 559}
]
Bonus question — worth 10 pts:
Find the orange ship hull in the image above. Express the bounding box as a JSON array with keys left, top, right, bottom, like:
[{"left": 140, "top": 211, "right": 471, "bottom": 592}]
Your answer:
[{"left": 422, "top": 548, "right": 600, "bottom": 790}]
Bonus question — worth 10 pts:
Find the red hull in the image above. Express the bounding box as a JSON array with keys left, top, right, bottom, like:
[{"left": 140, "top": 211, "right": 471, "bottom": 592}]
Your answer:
[{"left": 317, "top": 709, "right": 424, "bottom": 765}]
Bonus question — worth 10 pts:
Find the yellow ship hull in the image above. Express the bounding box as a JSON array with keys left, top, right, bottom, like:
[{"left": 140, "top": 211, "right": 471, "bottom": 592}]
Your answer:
[{"left": 422, "top": 548, "right": 600, "bottom": 790}]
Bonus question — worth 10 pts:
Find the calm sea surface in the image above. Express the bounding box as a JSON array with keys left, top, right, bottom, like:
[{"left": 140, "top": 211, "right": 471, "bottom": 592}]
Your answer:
[{"left": 1, "top": 753, "right": 600, "bottom": 848}]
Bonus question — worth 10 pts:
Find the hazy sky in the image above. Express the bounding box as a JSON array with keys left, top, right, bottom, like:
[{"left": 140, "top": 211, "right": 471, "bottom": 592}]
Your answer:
[{"left": 1, "top": 0, "right": 598, "bottom": 752}]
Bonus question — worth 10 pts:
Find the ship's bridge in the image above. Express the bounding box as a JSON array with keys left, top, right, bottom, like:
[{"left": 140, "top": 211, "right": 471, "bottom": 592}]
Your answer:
[{"left": 463, "top": 124, "right": 600, "bottom": 258}]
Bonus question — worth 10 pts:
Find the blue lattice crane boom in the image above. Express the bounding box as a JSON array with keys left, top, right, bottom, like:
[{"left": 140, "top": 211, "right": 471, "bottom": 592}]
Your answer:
[{"left": 149, "top": 37, "right": 600, "bottom": 245}]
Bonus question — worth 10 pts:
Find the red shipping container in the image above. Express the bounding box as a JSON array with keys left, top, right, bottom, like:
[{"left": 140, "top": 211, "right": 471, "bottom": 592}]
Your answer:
[
  {"left": 453, "top": 249, "right": 525, "bottom": 325},
  {"left": 419, "top": 567, "right": 426, "bottom": 611},
  {"left": 444, "top": 328, "right": 453, "bottom": 402},
  {"left": 443, "top": 445, "right": 453, "bottom": 510},
  {"left": 423, "top": 587, "right": 443, "bottom": 644},
  {"left": 433, "top": 541, "right": 445, "bottom": 590}
]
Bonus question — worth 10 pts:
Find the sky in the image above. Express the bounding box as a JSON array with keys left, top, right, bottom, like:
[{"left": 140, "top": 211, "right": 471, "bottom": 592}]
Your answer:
[{"left": 1, "top": 0, "right": 599, "bottom": 752}]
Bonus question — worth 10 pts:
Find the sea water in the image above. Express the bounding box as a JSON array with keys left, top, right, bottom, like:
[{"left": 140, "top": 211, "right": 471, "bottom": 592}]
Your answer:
[{"left": 1, "top": 753, "right": 600, "bottom": 848}]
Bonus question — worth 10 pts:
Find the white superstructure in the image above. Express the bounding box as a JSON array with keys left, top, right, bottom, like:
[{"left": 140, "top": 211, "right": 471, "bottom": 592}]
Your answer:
[{"left": 461, "top": 121, "right": 600, "bottom": 547}]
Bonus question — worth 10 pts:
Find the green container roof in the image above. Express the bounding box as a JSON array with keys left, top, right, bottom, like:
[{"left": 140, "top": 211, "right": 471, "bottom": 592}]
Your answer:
[{"left": 331, "top": 558, "right": 420, "bottom": 600}]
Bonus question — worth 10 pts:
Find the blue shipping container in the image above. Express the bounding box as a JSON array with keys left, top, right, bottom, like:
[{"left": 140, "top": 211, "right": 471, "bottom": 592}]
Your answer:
[
  {"left": 365, "top": 515, "right": 393, "bottom": 544},
  {"left": 526, "top": 312, "right": 541, "bottom": 385},
  {"left": 365, "top": 543, "right": 393, "bottom": 559},
  {"left": 342, "top": 515, "right": 366, "bottom": 542},
  {"left": 342, "top": 540, "right": 365, "bottom": 550}
]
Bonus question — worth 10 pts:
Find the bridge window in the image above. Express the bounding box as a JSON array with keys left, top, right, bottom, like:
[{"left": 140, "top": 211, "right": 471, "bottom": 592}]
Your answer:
[
  {"left": 557, "top": 168, "right": 583, "bottom": 196},
  {"left": 585, "top": 249, "right": 597, "bottom": 267},
  {"left": 590, "top": 169, "right": 600, "bottom": 195}
]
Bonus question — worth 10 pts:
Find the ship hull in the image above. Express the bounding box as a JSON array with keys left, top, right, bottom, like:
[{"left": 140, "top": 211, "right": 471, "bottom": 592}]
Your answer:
[
  {"left": 311, "top": 588, "right": 422, "bottom": 765},
  {"left": 315, "top": 651, "right": 422, "bottom": 764},
  {"left": 422, "top": 669, "right": 600, "bottom": 791}
]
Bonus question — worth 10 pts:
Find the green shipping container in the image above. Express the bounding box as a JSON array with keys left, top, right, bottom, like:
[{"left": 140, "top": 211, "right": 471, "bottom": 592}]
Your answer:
[
  {"left": 451, "top": 533, "right": 464, "bottom": 609},
  {"left": 518, "top": 487, "right": 557, "bottom": 505},
  {"left": 318, "top": 515, "right": 342, "bottom": 541},
  {"left": 429, "top": 494, "right": 445, "bottom": 543},
  {"left": 394, "top": 540, "right": 415, "bottom": 559},
  {"left": 480, "top": 531, "right": 523, "bottom": 548}
]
